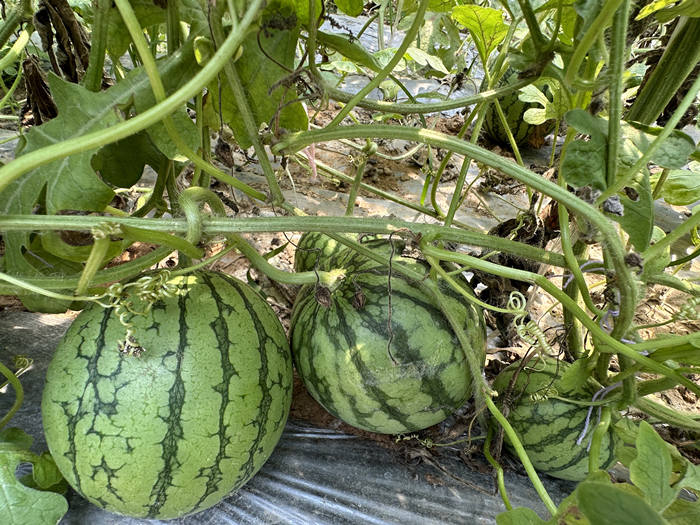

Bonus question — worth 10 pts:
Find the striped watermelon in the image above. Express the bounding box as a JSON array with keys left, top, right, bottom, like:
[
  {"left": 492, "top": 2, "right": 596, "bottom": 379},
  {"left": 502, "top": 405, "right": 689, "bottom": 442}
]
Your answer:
[
  {"left": 294, "top": 232, "right": 399, "bottom": 273},
  {"left": 482, "top": 68, "right": 555, "bottom": 148},
  {"left": 492, "top": 358, "right": 619, "bottom": 481},
  {"left": 294, "top": 231, "right": 354, "bottom": 273},
  {"left": 42, "top": 270, "right": 293, "bottom": 519},
  {"left": 290, "top": 243, "right": 486, "bottom": 434}
]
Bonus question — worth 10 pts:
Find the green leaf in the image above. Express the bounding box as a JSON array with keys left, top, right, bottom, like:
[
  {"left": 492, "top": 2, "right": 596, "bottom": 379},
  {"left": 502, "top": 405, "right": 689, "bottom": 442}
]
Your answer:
[
  {"left": 107, "top": 0, "right": 165, "bottom": 57},
  {"left": 641, "top": 226, "right": 671, "bottom": 278},
  {"left": 32, "top": 453, "right": 65, "bottom": 491},
  {"left": 624, "top": 122, "right": 696, "bottom": 170},
  {"left": 663, "top": 498, "right": 700, "bottom": 525},
  {"left": 655, "top": 166, "right": 700, "bottom": 206},
  {"left": 334, "top": 0, "right": 364, "bottom": 17},
  {"left": 91, "top": 131, "right": 165, "bottom": 188},
  {"left": 0, "top": 43, "right": 199, "bottom": 312},
  {"left": 612, "top": 170, "right": 654, "bottom": 252},
  {"left": 316, "top": 31, "right": 383, "bottom": 72},
  {"left": 0, "top": 444, "right": 68, "bottom": 524},
  {"left": 630, "top": 421, "right": 678, "bottom": 511},
  {"left": 577, "top": 481, "right": 668, "bottom": 525},
  {"left": 561, "top": 136, "right": 607, "bottom": 190},
  {"left": 565, "top": 108, "right": 608, "bottom": 138},
  {"left": 573, "top": 0, "right": 606, "bottom": 40},
  {"left": 405, "top": 47, "right": 450, "bottom": 74},
  {"left": 558, "top": 357, "right": 595, "bottom": 393},
  {"left": 210, "top": 0, "right": 309, "bottom": 149},
  {"left": 0, "top": 428, "right": 33, "bottom": 449},
  {"left": 292, "top": 0, "right": 323, "bottom": 25},
  {"left": 678, "top": 461, "right": 700, "bottom": 493},
  {"left": 451, "top": 6, "right": 509, "bottom": 64},
  {"left": 496, "top": 506, "right": 549, "bottom": 525}
]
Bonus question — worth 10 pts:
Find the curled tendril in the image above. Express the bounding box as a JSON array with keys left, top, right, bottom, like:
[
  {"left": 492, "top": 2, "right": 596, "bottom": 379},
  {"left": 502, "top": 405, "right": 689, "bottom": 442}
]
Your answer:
[
  {"left": 676, "top": 297, "right": 700, "bottom": 321},
  {"left": 530, "top": 387, "right": 558, "bottom": 403},
  {"left": 94, "top": 270, "right": 181, "bottom": 357},
  {"left": 508, "top": 291, "right": 554, "bottom": 355}
]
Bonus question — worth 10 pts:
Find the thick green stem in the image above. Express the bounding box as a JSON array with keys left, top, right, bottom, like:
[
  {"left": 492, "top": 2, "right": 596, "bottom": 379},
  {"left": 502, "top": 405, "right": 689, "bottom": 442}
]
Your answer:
[
  {"left": 564, "top": 0, "right": 625, "bottom": 87},
  {"left": 75, "top": 235, "right": 112, "bottom": 296},
  {"left": 606, "top": 0, "right": 630, "bottom": 188},
  {"left": 0, "top": 0, "right": 31, "bottom": 50},
  {"left": 0, "top": 214, "right": 579, "bottom": 268},
  {"left": 484, "top": 427, "right": 513, "bottom": 512},
  {"left": 83, "top": 0, "right": 112, "bottom": 92},
  {"left": 635, "top": 397, "right": 700, "bottom": 432},
  {"left": 485, "top": 396, "right": 557, "bottom": 516},
  {"left": 231, "top": 234, "right": 343, "bottom": 286},
  {"left": 166, "top": 0, "right": 181, "bottom": 54},
  {"left": 0, "top": 24, "right": 32, "bottom": 73},
  {"left": 345, "top": 156, "right": 369, "bottom": 216}
]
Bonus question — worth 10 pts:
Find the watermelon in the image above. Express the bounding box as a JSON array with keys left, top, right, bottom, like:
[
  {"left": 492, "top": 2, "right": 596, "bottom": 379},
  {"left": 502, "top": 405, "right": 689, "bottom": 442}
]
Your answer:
[
  {"left": 482, "top": 68, "right": 555, "bottom": 148},
  {"left": 294, "top": 231, "right": 399, "bottom": 273},
  {"left": 42, "top": 270, "right": 293, "bottom": 519},
  {"left": 294, "top": 231, "right": 354, "bottom": 273},
  {"left": 290, "top": 242, "right": 486, "bottom": 434},
  {"left": 492, "top": 358, "right": 619, "bottom": 481}
]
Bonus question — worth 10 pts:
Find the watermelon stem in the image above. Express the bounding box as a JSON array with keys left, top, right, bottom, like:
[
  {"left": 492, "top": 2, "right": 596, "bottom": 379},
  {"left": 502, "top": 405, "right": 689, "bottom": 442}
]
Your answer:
[
  {"left": 484, "top": 426, "right": 513, "bottom": 512},
  {"left": 485, "top": 395, "right": 558, "bottom": 516},
  {"left": 587, "top": 406, "right": 613, "bottom": 474},
  {"left": 0, "top": 360, "right": 24, "bottom": 431}
]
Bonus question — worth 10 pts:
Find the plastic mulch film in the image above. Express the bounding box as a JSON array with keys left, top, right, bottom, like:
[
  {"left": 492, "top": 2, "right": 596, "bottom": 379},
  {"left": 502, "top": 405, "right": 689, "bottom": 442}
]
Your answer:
[{"left": 0, "top": 311, "right": 576, "bottom": 524}]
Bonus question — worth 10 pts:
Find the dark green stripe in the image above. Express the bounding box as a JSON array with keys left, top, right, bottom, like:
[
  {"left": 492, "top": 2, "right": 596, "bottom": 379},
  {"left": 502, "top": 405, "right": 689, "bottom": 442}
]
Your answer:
[{"left": 147, "top": 287, "right": 188, "bottom": 518}]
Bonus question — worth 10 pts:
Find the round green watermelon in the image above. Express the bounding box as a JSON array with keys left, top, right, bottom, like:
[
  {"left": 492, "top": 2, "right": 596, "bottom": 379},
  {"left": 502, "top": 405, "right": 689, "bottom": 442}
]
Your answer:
[
  {"left": 290, "top": 243, "right": 486, "bottom": 434},
  {"left": 294, "top": 232, "right": 394, "bottom": 273},
  {"left": 482, "top": 68, "right": 555, "bottom": 148},
  {"left": 42, "top": 270, "right": 293, "bottom": 519},
  {"left": 492, "top": 358, "right": 619, "bottom": 481}
]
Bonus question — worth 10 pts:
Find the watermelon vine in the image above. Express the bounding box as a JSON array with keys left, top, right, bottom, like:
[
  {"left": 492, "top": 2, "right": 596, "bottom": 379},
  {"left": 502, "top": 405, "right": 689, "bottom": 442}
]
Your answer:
[{"left": 0, "top": 0, "right": 699, "bottom": 523}]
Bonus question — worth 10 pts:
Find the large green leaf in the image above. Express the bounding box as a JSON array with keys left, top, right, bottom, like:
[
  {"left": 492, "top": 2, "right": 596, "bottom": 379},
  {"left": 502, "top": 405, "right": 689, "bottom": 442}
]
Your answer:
[
  {"left": 630, "top": 421, "right": 677, "bottom": 511},
  {"left": 451, "top": 5, "right": 509, "bottom": 64},
  {"left": 0, "top": 436, "right": 68, "bottom": 524},
  {"left": 577, "top": 482, "right": 668, "bottom": 525},
  {"left": 210, "top": 0, "right": 308, "bottom": 149},
  {"left": 0, "top": 43, "right": 199, "bottom": 311},
  {"left": 107, "top": 0, "right": 166, "bottom": 58},
  {"left": 91, "top": 131, "right": 165, "bottom": 188},
  {"left": 624, "top": 122, "right": 696, "bottom": 170}
]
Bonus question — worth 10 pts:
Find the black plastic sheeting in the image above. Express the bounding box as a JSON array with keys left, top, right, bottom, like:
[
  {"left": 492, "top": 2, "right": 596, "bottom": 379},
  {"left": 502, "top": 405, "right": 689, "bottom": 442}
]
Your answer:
[{"left": 0, "top": 311, "right": 576, "bottom": 524}]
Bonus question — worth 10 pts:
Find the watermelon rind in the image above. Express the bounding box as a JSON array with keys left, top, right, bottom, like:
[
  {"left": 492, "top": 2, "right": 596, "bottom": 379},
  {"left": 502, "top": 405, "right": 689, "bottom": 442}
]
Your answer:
[
  {"left": 492, "top": 358, "right": 619, "bottom": 482},
  {"left": 482, "top": 68, "right": 555, "bottom": 148},
  {"left": 290, "top": 243, "right": 486, "bottom": 434},
  {"left": 42, "top": 270, "right": 293, "bottom": 519}
]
